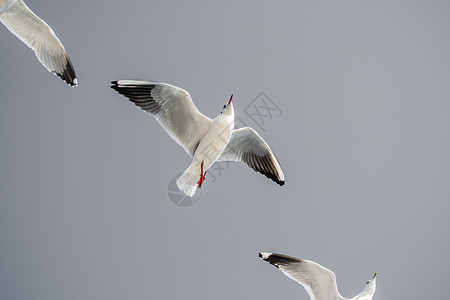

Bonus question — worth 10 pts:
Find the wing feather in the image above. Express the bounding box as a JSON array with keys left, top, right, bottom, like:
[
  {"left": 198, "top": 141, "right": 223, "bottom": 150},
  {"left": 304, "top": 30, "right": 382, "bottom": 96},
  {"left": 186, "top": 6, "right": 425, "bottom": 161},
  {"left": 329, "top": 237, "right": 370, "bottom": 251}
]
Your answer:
[
  {"left": 111, "top": 80, "right": 212, "bottom": 156},
  {"left": 217, "top": 127, "right": 285, "bottom": 185},
  {"left": 0, "top": 0, "right": 77, "bottom": 85},
  {"left": 259, "top": 253, "right": 346, "bottom": 300}
]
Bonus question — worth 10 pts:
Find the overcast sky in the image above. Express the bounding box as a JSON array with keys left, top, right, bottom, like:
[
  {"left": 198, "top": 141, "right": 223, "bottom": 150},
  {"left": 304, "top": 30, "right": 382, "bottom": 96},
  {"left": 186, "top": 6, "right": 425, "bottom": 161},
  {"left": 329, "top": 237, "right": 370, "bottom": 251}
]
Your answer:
[{"left": 1, "top": 1, "right": 450, "bottom": 299}]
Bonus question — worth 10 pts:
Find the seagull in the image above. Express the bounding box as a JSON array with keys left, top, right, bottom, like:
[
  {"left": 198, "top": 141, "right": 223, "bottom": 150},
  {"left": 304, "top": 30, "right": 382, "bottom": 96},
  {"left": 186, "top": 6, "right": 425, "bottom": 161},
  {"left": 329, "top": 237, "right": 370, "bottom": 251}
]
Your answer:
[
  {"left": 0, "top": 0, "right": 77, "bottom": 86},
  {"left": 259, "top": 252, "right": 377, "bottom": 300},
  {"left": 111, "top": 80, "right": 285, "bottom": 197}
]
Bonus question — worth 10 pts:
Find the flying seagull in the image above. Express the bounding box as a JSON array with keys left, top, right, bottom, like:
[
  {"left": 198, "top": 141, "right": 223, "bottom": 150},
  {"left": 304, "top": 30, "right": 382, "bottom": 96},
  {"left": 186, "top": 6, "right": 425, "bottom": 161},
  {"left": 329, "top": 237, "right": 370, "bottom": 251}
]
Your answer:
[
  {"left": 111, "top": 80, "right": 285, "bottom": 197},
  {"left": 259, "top": 252, "right": 377, "bottom": 300},
  {"left": 0, "top": 0, "right": 77, "bottom": 86}
]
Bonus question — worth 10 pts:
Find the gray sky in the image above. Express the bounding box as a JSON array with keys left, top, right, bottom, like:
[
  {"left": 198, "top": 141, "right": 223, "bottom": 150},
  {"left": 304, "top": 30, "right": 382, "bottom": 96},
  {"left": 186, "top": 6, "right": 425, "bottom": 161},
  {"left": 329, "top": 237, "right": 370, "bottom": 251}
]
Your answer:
[{"left": 1, "top": 0, "right": 450, "bottom": 299}]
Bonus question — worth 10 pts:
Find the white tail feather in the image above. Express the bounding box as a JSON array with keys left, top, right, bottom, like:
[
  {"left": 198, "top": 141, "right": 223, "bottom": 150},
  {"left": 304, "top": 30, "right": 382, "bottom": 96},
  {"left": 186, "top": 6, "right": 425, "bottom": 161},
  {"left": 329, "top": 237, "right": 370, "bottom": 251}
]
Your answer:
[{"left": 177, "top": 162, "right": 200, "bottom": 197}]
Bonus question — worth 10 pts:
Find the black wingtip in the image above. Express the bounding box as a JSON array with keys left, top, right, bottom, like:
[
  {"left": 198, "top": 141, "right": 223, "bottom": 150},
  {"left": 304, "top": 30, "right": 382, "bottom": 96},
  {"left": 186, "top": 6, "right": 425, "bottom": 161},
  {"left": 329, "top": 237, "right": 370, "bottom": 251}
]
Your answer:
[
  {"left": 56, "top": 56, "right": 78, "bottom": 87},
  {"left": 259, "top": 253, "right": 280, "bottom": 269},
  {"left": 262, "top": 253, "right": 302, "bottom": 268},
  {"left": 110, "top": 81, "right": 119, "bottom": 90},
  {"left": 265, "top": 172, "right": 284, "bottom": 187}
]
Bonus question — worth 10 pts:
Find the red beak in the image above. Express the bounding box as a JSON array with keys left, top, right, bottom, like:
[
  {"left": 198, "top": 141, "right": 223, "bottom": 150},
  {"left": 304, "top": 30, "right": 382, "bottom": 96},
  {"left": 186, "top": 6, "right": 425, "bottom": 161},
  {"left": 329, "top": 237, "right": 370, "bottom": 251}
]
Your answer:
[{"left": 228, "top": 94, "right": 233, "bottom": 105}]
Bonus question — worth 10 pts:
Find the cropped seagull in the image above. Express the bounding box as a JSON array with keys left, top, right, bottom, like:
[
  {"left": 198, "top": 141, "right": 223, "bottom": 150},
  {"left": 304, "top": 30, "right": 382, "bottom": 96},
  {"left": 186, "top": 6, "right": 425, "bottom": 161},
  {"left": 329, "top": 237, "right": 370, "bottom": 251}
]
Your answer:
[
  {"left": 111, "top": 80, "right": 285, "bottom": 197},
  {"left": 259, "top": 252, "right": 377, "bottom": 300},
  {"left": 0, "top": 0, "right": 77, "bottom": 86}
]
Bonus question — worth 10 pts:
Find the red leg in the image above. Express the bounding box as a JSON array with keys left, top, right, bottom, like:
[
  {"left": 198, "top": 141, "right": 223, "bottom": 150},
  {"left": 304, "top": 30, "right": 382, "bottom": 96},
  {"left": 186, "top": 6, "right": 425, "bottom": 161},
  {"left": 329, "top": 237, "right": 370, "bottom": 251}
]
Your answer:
[{"left": 197, "top": 162, "right": 207, "bottom": 188}]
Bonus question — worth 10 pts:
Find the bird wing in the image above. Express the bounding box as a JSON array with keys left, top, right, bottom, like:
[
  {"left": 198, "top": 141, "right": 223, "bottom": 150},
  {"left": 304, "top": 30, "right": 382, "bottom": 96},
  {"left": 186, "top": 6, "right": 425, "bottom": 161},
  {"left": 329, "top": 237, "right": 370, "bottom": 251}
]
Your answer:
[
  {"left": 0, "top": 0, "right": 77, "bottom": 86},
  {"left": 217, "top": 127, "right": 285, "bottom": 185},
  {"left": 259, "top": 253, "right": 346, "bottom": 300},
  {"left": 111, "top": 80, "right": 212, "bottom": 157}
]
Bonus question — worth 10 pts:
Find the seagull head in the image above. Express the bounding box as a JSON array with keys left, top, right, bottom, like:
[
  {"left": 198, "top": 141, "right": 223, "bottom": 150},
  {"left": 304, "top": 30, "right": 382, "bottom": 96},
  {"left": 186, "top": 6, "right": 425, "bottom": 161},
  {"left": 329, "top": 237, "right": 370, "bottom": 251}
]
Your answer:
[
  {"left": 359, "top": 272, "right": 377, "bottom": 298},
  {"left": 220, "top": 94, "right": 234, "bottom": 115}
]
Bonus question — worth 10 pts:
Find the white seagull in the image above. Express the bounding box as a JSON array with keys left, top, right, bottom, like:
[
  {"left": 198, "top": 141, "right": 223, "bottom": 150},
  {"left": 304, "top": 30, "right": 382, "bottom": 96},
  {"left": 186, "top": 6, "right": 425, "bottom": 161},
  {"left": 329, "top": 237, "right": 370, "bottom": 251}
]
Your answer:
[
  {"left": 0, "top": 0, "right": 77, "bottom": 86},
  {"left": 111, "top": 80, "right": 285, "bottom": 197},
  {"left": 259, "top": 252, "right": 377, "bottom": 300}
]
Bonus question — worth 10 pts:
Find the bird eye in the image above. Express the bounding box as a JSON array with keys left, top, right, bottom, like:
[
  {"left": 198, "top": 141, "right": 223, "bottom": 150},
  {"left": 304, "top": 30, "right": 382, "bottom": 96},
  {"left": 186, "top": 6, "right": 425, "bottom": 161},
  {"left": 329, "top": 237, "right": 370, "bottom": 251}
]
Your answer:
[
  {"left": 223, "top": 105, "right": 226, "bottom": 109},
  {"left": 366, "top": 281, "right": 369, "bottom": 284}
]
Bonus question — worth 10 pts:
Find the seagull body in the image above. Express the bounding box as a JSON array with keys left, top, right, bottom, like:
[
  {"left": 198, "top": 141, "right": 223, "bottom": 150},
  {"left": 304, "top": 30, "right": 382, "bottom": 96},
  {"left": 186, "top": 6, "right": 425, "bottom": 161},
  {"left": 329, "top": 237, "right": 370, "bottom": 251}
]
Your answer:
[
  {"left": 0, "top": 0, "right": 77, "bottom": 86},
  {"left": 259, "top": 252, "right": 377, "bottom": 300},
  {"left": 111, "top": 80, "right": 285, "bottom": 197},
  {"left": 176, "top": 95, "right": 235, "bottom": 196}
]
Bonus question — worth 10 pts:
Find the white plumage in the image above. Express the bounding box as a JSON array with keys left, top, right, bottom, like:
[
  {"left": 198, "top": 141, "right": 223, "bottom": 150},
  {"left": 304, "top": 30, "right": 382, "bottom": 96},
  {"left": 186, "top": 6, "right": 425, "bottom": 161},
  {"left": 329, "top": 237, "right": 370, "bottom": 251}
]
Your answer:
[
  {"left": 111, "top": 80, "right": 285, "bottom": 197},
  {"left": 0, "top": 0, "right": 77, "bottom": 86},
  {"left": 259, "top": 252, "right": 377, "bottom": 300}
]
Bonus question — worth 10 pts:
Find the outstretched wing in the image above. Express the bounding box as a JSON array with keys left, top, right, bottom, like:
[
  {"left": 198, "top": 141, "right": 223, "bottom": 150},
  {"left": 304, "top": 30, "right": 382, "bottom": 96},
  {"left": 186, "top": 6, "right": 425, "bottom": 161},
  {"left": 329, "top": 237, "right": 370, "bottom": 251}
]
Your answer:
[
  {"left": 259, "top": 252, "right": 348, "bottom": 300},
  {"left": 259, "top": 253, "right": 346, "bottom": 300},
  {"left": 0, "top": 0, "right": 77, "bottom": 86},
  {"left": 111, "top": 80, "right": 212, "bottom": 156},
  {"left": 217, "top": 127, "right": 285, "bottom": 185}
]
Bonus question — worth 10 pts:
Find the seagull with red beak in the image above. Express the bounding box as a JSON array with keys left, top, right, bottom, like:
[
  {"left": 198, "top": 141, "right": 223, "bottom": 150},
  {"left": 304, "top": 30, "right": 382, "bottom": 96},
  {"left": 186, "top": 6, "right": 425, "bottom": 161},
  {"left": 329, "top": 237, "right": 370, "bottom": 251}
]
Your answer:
[{"left": 111, "top": 80, "right": 285, "bottom": 197}]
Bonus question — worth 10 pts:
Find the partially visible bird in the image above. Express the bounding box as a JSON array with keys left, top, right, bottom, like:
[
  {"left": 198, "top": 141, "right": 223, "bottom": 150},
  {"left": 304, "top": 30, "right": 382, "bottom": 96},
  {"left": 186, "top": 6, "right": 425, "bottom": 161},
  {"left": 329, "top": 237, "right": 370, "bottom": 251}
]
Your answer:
[
  {"left": 111, "top": 80, "right": 285, "bottom": 197},
  {"left": 0, "top": 0, "right": 77, "bottom": 86},
  {"left": 259, "top": 252, "right": 377, "bottom": 300}
]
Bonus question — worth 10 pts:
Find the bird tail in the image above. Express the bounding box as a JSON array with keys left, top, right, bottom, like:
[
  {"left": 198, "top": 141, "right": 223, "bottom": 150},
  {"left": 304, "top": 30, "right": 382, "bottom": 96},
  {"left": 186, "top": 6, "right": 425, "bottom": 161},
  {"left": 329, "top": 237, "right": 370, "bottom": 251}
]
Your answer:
[{"left": 177, "top": 161, "right": 200, "bottom": 197}]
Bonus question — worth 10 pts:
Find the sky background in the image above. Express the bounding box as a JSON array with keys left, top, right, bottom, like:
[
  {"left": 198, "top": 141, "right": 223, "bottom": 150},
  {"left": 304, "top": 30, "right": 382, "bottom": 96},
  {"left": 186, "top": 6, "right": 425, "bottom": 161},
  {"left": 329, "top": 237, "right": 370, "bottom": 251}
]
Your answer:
[{"left": 1, "top": 0, "right": 450, "bottom": 299}]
